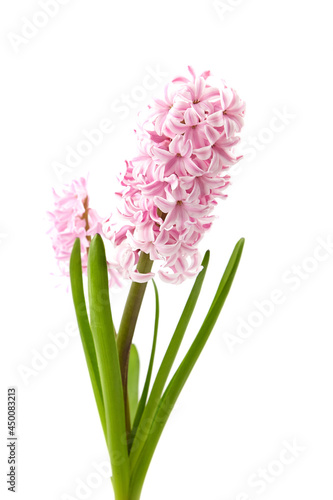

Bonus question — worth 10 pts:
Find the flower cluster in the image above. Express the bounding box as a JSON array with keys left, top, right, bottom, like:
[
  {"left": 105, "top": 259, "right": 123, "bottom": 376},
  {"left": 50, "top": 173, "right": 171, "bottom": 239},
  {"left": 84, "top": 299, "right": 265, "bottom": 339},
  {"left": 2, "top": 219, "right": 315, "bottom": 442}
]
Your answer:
[
  {"left": 103, "top": 66, "right": 245, "bottom": 284},
  {"left": 47, "top": 177, "right": 104, "bottom": 279},
  {"left": 48, "top": 68, "right": 245, "bottom": 286}
]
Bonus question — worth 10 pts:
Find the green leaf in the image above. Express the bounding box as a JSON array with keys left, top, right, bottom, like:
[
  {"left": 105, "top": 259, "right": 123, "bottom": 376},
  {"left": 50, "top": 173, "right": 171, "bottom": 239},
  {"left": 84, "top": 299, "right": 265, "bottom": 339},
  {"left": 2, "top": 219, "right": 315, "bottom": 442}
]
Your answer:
[
  {"left": 129, "top": 239, "right": 244, "bottom": 499},
  {"left": 129, "top": 251, "right": 210, "bottom": 471},
  {"left": 130, "top": 279, "right": 160, "bottom": 449},
  {"left": 88, "top": 234, "right": 130, "bottom": 499},
  {"left": 128, "top": 344, "right": 140, "bottom": 428},
  {"left": 69, "top": 238, "right": 106, "bottom": 439}
]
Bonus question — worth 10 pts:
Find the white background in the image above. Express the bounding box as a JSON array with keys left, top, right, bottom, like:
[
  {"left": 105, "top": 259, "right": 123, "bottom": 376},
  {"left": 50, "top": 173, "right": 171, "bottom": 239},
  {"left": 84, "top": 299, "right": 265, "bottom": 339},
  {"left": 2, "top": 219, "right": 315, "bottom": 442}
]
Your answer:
[{"left": 1, "top": 1, "right": 333, "bottom": 499}]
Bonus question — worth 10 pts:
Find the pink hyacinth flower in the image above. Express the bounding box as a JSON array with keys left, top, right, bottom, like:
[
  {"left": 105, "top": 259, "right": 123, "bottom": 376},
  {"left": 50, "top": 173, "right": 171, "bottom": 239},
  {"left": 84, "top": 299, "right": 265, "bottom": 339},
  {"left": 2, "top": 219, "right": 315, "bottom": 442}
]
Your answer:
[
  {"left": 101, "top": 66, "right": 245, "bottom": 285},
  {"left": 48, "top": 177, "right": 122, "bottom": 288}
]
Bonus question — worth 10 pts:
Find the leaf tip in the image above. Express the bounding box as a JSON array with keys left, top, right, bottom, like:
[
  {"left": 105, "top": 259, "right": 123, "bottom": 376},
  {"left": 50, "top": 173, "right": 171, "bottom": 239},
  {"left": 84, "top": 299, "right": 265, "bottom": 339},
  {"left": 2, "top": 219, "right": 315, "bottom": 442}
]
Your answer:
[
  {"left": 237, "top": 238, "right": 245, "bottom": 251},
  {"left": 202, "top": 249, "right": 210, "bottom": 268},
  {"left": 70, "top": 238, "right": 81, "bottom": 271}
]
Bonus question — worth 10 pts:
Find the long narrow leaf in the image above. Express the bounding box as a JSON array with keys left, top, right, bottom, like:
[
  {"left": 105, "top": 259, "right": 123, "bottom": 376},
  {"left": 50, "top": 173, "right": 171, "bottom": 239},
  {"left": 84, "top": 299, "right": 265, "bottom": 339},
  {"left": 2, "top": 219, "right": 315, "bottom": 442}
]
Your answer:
[
  {"left": 129, "top": 239, "right": 244, "bottom": 498},
  {"left": 88, "top": 234, "right": 130, "bottom": 499},
  {"left": 69, "top": 238, "right": 106, "bottom": 439},
  {"left": 129, "top": 251, "right": 210, "bottom": 469},
  {"left": 130, "top": 279, "right": 160, "bottom": 448},
  {"left": 128, "top": 344, "right": 140, "bottom": 427}
]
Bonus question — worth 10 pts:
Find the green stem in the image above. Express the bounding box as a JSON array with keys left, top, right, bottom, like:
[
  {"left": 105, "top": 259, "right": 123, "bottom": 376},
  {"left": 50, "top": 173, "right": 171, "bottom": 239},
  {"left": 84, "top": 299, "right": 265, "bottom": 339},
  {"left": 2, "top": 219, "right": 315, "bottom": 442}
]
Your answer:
[{"left": 117, "top": 251, "right": 153, "bottom": 441}]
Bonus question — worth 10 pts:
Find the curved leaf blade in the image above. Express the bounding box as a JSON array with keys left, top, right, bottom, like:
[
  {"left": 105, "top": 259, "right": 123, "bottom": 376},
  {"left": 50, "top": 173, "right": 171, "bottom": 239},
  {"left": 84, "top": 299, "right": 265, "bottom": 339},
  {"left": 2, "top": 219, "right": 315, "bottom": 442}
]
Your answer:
[
  {"left": 130, "top": 279, "right": 160, "bottom": 448},
  {"left": 69, "top": 238, "right": 106, "bottom": 439},
  {"left": 88, "top": 234, "right": 130, "bottom": 499},
  {"left": 129, "top": 239, "right": 244, "bottom": 498},
  {"left": 129, "top": 251, "right": 210, "bottom": 469},
  {"left": 128, "top": 344, "right": 140, "bottom": 428}
]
